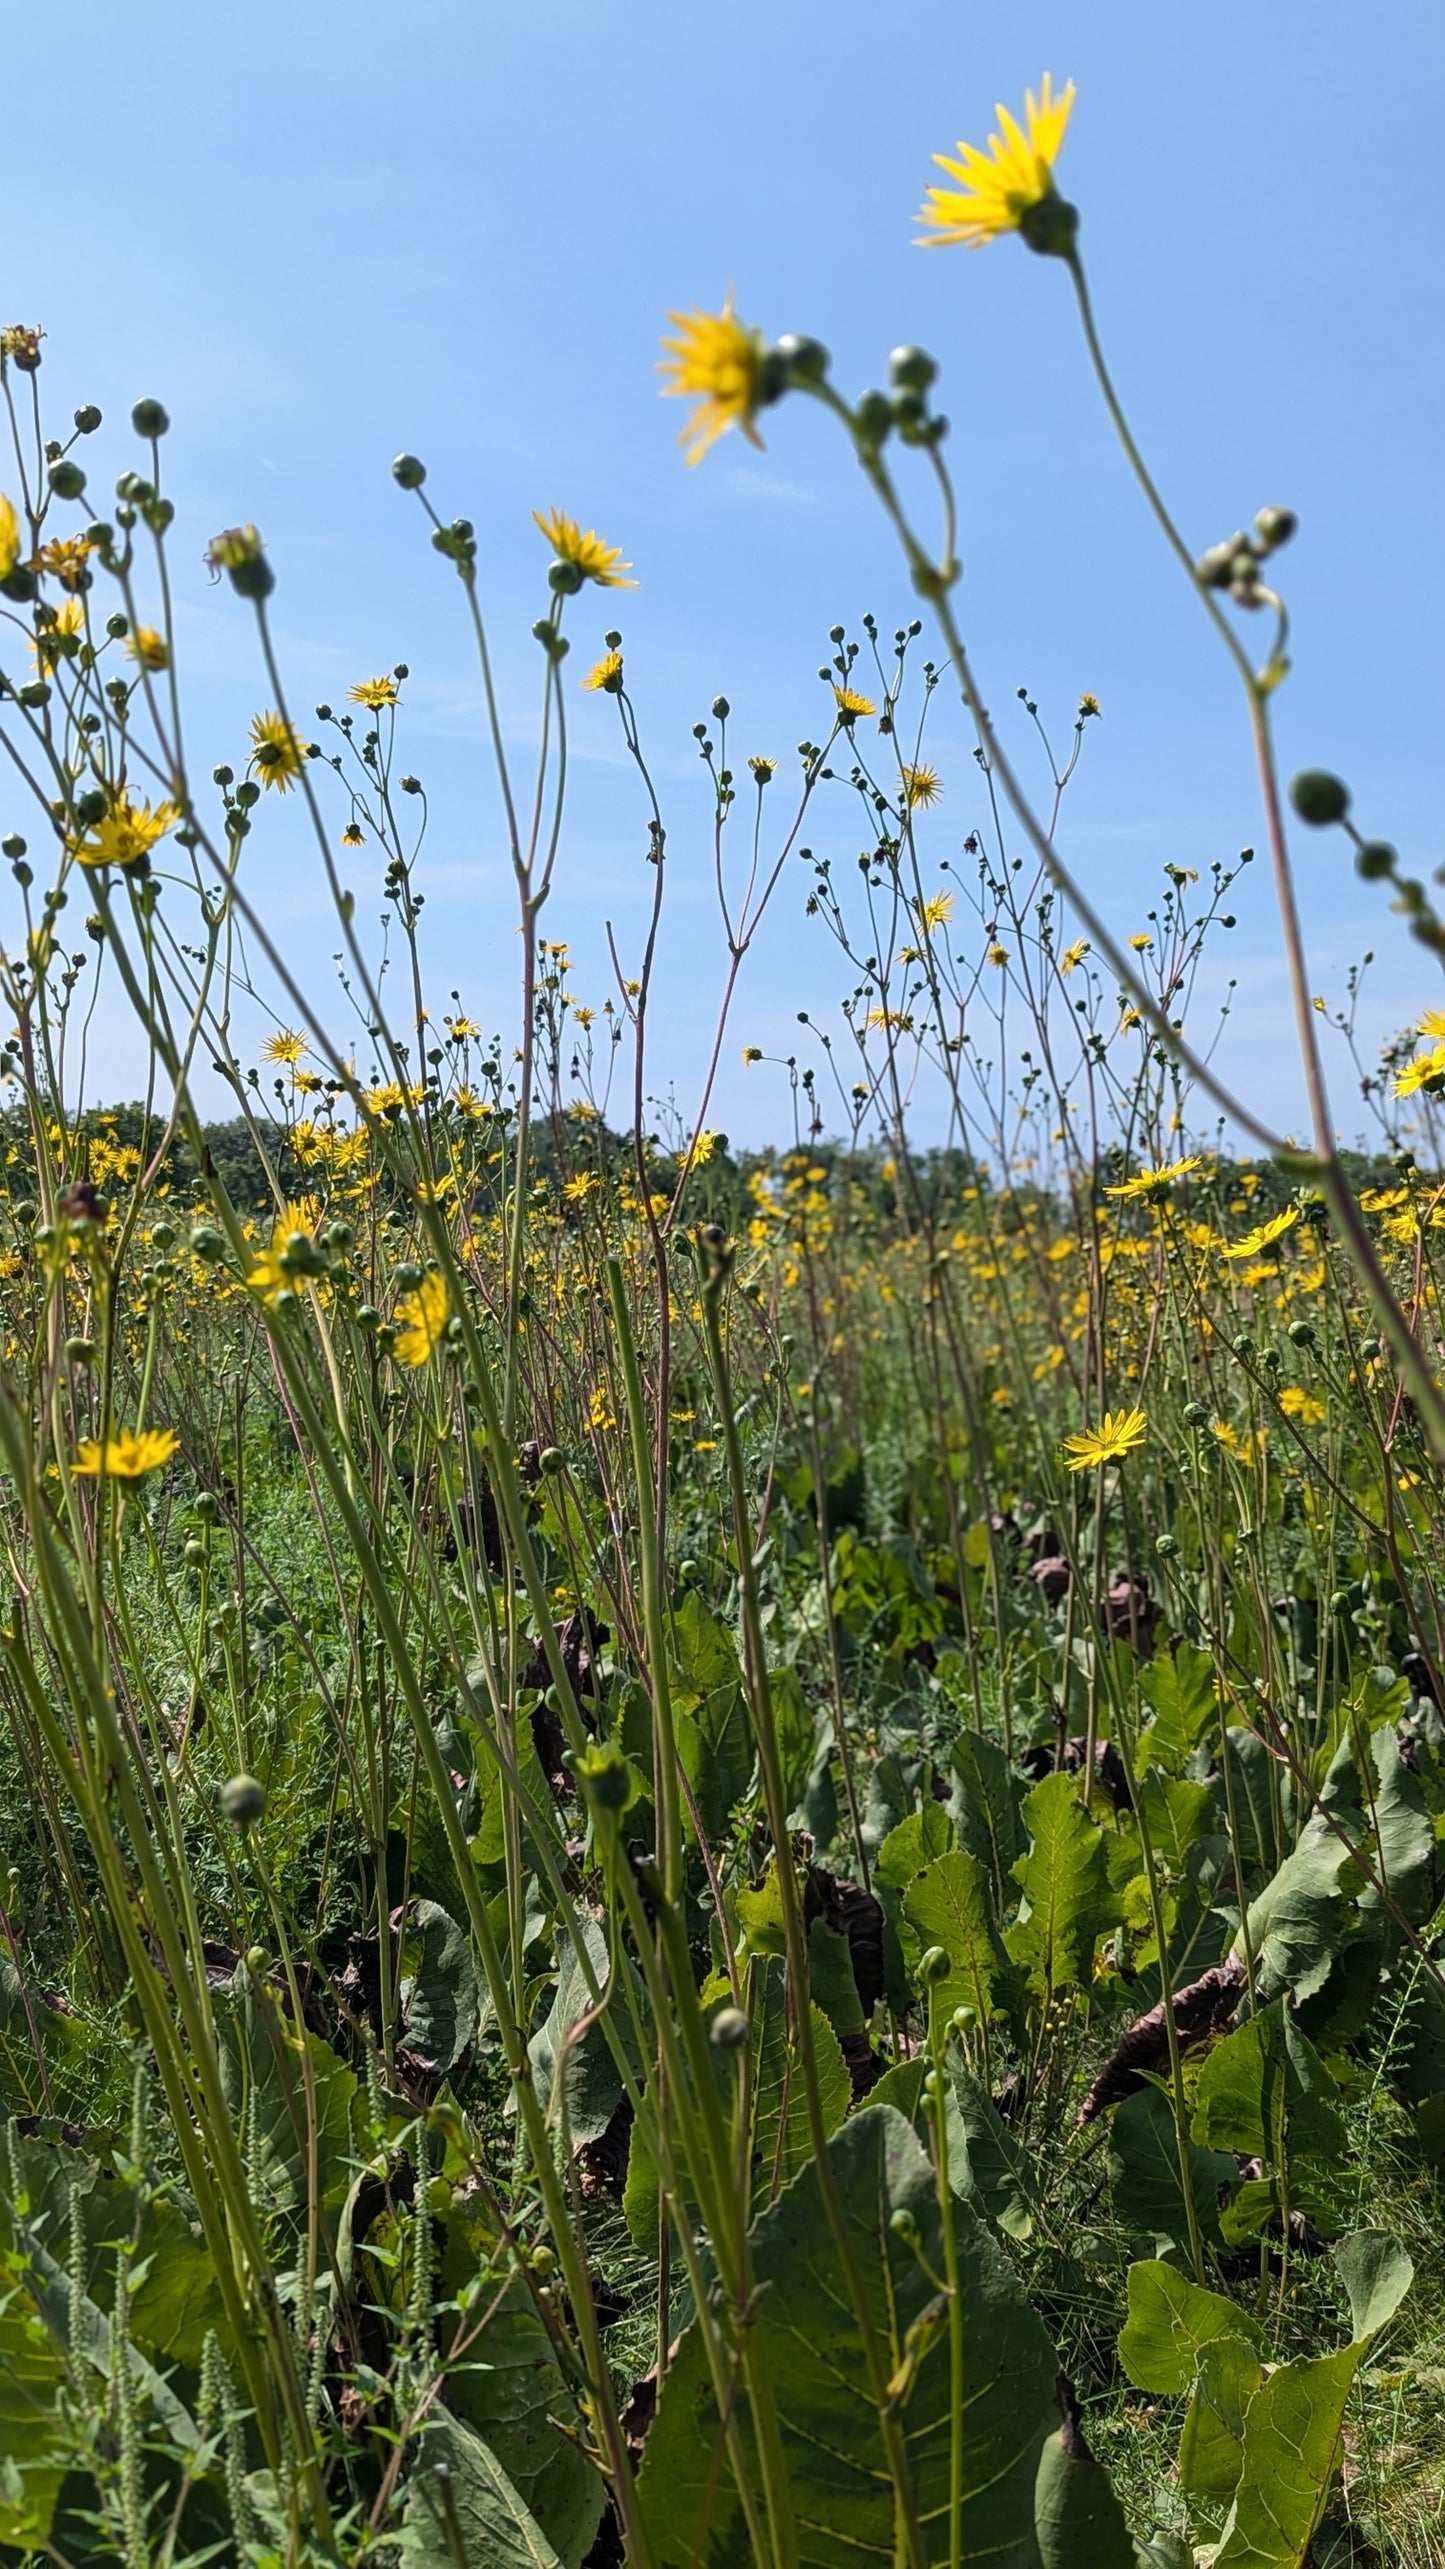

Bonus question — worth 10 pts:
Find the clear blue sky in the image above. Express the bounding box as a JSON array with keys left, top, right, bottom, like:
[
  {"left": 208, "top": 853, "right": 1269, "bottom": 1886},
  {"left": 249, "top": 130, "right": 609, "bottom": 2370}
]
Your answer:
[{"left": 5, "top": 1, "right": 1441, "bottom": 1150}]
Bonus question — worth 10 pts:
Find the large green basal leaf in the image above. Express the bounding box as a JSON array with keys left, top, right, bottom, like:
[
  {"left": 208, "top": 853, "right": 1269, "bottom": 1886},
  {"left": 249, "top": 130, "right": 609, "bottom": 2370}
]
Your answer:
[
  {"left": 902, "top": 1845, "right": 1011, "bottom": 2024},
  {"left": 0, "top": 2294, "right": 66, "bottom": 2549},
  {"left": 526, "top": 1914, "right": 647, "bottom": 2152},
  {"left": 1106, "top": 2085, "right": 1234, "bottom": 2257},
  {"left": 1010, "top": 1772, "right": 1118, "bottom": 1995},
  {"left": 949, "top": 1728, "right": 1026, "bottom": 1905},
  {"left": 636, "top": 2103, "right": 1058, "bottom": 2567},
  {"left": 1191, "top": 1999, "right": 1345, "bottom": 2171},
  {"left": 671, "top": 1590, "right": 755, "bottom": 1842},
  {"left": 402, "top": 2409, "right": 565, "bottom": 2567},
  {"left": 399, "top": 1899, "right": 481, "bottom": 2074},
  {"left": 215, "top": 1966, "right": 360, "bottom": 2224},
  {"left": 3, "top": 2129, "right": 234, "bottom": 2372},
  {"left": 437, "top": 2207, "right": 603, "bottom": 2567},
  {"left": 1177, "top": 2334, "right": 1263, "bottom": 2502},
  {"left": 1213, "top": 2346, "right": 1360, "bottom": 2569},
  {"left": 749, "top": 1957, "right": 851, "bottom": 2210},
  {"left": 867, "top": 2055, "right": 1037, "bottom": 2240},
  {"left": 1034, "top": 2422, "right": 1138, "bottom": 2569},
  {"left": 1138, "top": 1643, "right": 1218, "bottom": 1776},
  {"left": 1118, "top": 2259, "right": 1267, "bottom": 2395}
]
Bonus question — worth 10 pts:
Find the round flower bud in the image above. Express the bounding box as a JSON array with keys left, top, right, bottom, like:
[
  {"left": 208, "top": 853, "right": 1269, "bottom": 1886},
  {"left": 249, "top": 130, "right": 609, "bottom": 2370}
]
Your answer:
[
  {"left": 854, "top": 388, "right": 894, "bottom": 446},
  {"left": 951, "top": 2004, "right": 976, "bottom": 2033},
  {"left": 188, "top": 1223, "right": 226, "bottom": 1261},
  {"left": 1253, "top": 505, "right": 1297, "bottom": 552},
  {"left": 1, "top": 566, "right": 37, "bottom": 603},
  {"left": 1287, "top": 1319, "right": 1315, "bottom": 1348},
  {"left": 222, "top": 1774, "right": 266, "bottom": 1827},
  {"left": 889, "top": 344, "right": 937, "bottom": 394},
  {"left": 917, "top": 1944, "right": 951, "bottom": 1987},
  {"left": 548, "top": 557, "right": 584, "bottom": 595},
  {"left": 1359, "top": 1338, "right": 1382, "bottom": 1361},
  {"left": 194, "top": 1490, "right": 220, "bottom": 1525},
  {"left": 131, "top": 398, "right": 170, "bottom": 438},
  {"left": 571, "top": 1740, "right": 634, "bottom": 1812},
  {"left": 888, "top": 2208, "right": 920, "bottom": 2244},
  {"left": 1289, "top": 769, "right": 1350, "bottom": 827},
  {"left": 1196, "top": 537, "right": 1244, "bottom": 589},
  {"left": 1182, "top": 1401, "right": 1210, "bottom": 1427},
  {"left": 1155, "top": 1532, "right": 1179, "bottom": 1558},
  {"left": 775, "top": 333, "right": 831, "bottom": 385},
  {"left": 1231, "top": 1332, "right": 1254, "bottom": 1357},
  {"left": 64, "top": 1336, "right": 96, "bottom": 1364},
  {"left": 709, "top": 2007, "right": 750, "bottom": 2051},
  {"left": 356, "top": 1303, "right": 380, "bottom": 1330},
  {"left": 392, "top": 453, "right": 427, "bottom": 489},
  {"left": 1355, "top": 840, "right": 1395, "bottom": 881},
  {"left": 184, "top": 1537, "right": 206, "bottom": 1566},
  {"left": 74, "top": 404, "right": 102, "bottom": 434},
  {"left": 539, "top": 1445, "right": 564, "bottom": 1475},
  {"left": 1019, "top": 190, "right": 1079, "bottom": 257},
  {"left": 48, "top": 460, "right": 86, "bottom": 500}
]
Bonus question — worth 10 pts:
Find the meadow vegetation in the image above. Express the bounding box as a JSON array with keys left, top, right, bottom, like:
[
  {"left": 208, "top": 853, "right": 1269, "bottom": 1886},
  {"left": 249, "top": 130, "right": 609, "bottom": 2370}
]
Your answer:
[{"left": 0, "top": 71, "right": 1442, "bottom": 2569}]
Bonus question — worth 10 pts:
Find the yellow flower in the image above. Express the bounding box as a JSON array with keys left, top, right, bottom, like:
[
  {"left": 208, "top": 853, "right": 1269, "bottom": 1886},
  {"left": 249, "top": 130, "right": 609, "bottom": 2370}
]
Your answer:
[
  {"left": 1393, "top": 1041, "right": 1445, "bottom": 1098},
  {"left": 74, "top": 1425, "right": 179, "bottom": 1479},
  {"left": 0, "top": 492, "right": 19, "bottom": 579},
  {"left": 1062, "top": 1405, "right": 1147, "bottom": 1472},
  {"left": 349, "top": 675, "right": 399, "bottom": 708},
  {"left": 1278, "top": 1386, "right": 1326, "bottom": 1427},
  {"left": 447, "top": 1015, "right": 480, "bottom": 1041},
  {"left": 582, "top": 650, "right": 624, "bottom": 693},
  {"left": 35, "top": 534, "right": 92, "bottom": 593},
  {"left": 1078, "top": 693, "right": 1101, "bottom": 719},
  {"left": 564, "top": 1171, "right": 599, "bottom": 1201},
  {"left": 901, "top": 764, "right": 942, "bottom": 808},
  {"left": 31, "top": 596, "right": 86, "bottom": 671},
  {"left": 125, "top": 625, "right": 169, "bottom": 672},
  {"left": 1105, "top": 1156, "right": 1199, "bottom": 1202},
  {"left": 749, "top": 754, "right": 777, "bottom": 782},
  {"left": 393, "top": 1270, "right": 449, "bottom": 1367},
  {"left": 1129, "top": 934, "right": 1152, "bottom": 951},
  {"left": 658, "top": 294, "right": 768, "bottom": 466},
  {"left": 987, "top": 943, "right": 1009, "bottom": 967},
  {"left": 919, "top": 890, "right": 954, "bottom": 934},
  {"left": 532, "top": 509, "right": 635, "bottom": 588},
  {"left": 261, "top": 1028, "right": 307, "bottom": 1065},
  {"left": 341, "top": 821, "right": 365, "bottom": 847},
  {"left": 1061, "top": 938, "right": 1089, "bottom": 974},
  {"left": 71, "top": 796, "right": 178, "bottom": 871},
  {"left": 1221, "top": 1203, "right": 1299, "bottom": 1260},
  {"left": 588, "top": 1383, "right": 617, "bottom": 1433},
  {"left": 917, "top": 74, "right": 1076, "bottom": 250},
  {"left": 833, "top": 686, "right": 876, "bottom": 720},
  {"left": 688, "top": 1129, "right": 718, "bottom": 1166},
  {"left": 1417, "top": 1008, "right": 1445, "bottom": 1041},
  {"left": 249, "top": 709, "right": 307, "bottom": 791}
]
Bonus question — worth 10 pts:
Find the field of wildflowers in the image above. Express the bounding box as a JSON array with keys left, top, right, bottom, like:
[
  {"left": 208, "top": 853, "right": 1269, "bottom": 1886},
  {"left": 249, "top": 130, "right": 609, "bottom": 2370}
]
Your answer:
[{"left": 0, "top": 71, "right": 1441, "bottom": 2569}]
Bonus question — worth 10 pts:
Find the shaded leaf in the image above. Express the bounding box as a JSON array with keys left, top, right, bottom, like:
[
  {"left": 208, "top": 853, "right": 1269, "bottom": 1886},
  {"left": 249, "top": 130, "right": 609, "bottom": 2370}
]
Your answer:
[{"left": 402, "top": 2409, "right": 564, "bottom": 2567}]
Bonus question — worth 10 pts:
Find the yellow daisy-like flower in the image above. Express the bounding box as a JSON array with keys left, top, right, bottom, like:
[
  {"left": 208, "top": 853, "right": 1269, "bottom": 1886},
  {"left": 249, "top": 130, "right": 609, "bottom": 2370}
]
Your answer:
[
  {"left": 833, "top": 686, "right": 876, "bottom": 720},
  {"left": 393, "top": 1270, "right": 449, "bottom": 1367},
  {"left": 249, "top": 708, "right": 307, "bottom": 792},
  {"left": 447, "top": 1015, "right": 480, "bottom": 1041},
  {"left": 658, "top": 294, "right": 767, "bottom": 467},
  {"left": 31, "top": 596, "right": 86, "bottom": 672},
  {"left": 125, "top": 625, "right": 170, "bottom": 672},
  {"left": 0, "top": 492, "right": 19, "bottom": 579},
  {"left": 588, "top": 1383, "right": 617, "bottom": 1433},
  {"left": 1061, "top": 938, "right": 1089, "bottom": 974},
  {"left": 1221, "top": 1203, "right": 1299, "bottom": 1260},
  {"left": 1062, "top": 1405, "right": 1147, "bottom": 1472},
  {"left": 749, "top": 754, "right": 777, "bottom": 782},
  {"left": 532, "top": 509, "right": 635, "bottom": 589},
  {"left": 74, "top": 1425, "right": 179, "bottom": 1479},
  {"left": 919, "top": 889, "right": 954, "bottom": 934},
  {"left": 1078, "top": 693, "right": 1101, "bottom": 719},
  {"left": 71, "top": 796, "right": 178, "bottom": 871},
  {"left": 261, "top": 1028, "right": 307, "bottom": 1065},
  {"left": 1417, "top": 1008, "right": 1445, "bottom": 1041},
  {"left": 35, "top": 535, "right": 93, "bottom": 594},
  {"left": 1278, "top": 1386, "right": 1326, "bottom": 1427},
  {"left": 349, "top": 675, "right": 399, "bottom": 709},
  {"left": 564, "top": 1171, "right": 599, "bottom": 1201},
  {"left": 1105, "top": 1156, "right": 1200, "bottom": 1203},
  {"left": 901, "top": 763, "right": 943, "bottom": 809},
  {"left": 582, "top": 650, "right": 624, "bottom": 693},
  {"left": 918, "top": 75, "right": 1076, "bottom": 251},
  {"left": 1393, "top": 1041, "right": 1445, "bottom": 1098},
  {"left": 987, "top": 943, "right": 1009, "bottom": 967}
]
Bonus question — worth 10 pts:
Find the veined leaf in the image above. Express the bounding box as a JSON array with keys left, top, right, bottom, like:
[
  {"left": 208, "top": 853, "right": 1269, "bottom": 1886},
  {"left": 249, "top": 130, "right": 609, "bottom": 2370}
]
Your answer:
[
  {"left": 1010, "top": 1772, "right": 1118, "bottom": 1994},
  {"left": 903, "top": 1845, "right": 1010, "bottom": 2023},
  {"left": 403, "top": 2409, "right": 566, "bottom": 2567},
  {"left": 1118, "top": 2258, "right": 1267, "bottom": 2395},
  {"left": 1213, "top": 2346, "right": 1360, "bottom": 2569}
]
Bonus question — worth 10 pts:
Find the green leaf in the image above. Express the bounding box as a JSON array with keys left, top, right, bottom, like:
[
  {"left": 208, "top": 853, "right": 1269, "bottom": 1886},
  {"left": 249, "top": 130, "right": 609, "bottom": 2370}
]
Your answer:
[
  {"left": 949, "top": 1729, "right": 1026, "bottom": 1907},
  {"left": 903, "top": 1846, "right": 1010, "bottom": 2024},
  {"left": 863, "top": 2059, "right": 1036, "bottom": 2241},
  {"left": 671, "top": 1593, "right": 755, "bottom": 1837},
  {"left": 402, "top": 2409, "right": 565, "bottom": 2567},
  {"left": 216, "top": 1968, "right": 361, "bottom": 2224},
  {"left": 1106, "top": 2085, "right": 1234, "bottom": 2257},
  {"left": 1191, "top": 1999, "right": 1346, "bottom": 2170},
  {"left": 1213, "top": 2345, "right": 1360, "bottom": 2569},
  {"left": 1138, "top": 1643, "right": 1217, "bottom": 1776},
  {"left": 749, "top": 1957, "right": 850, "bottom": 2210},
  {"left": 636, "top": 2103, "right": 1058, "bottom": 2566},
  {"left": 399, "top": 1899, "right": 481, "bottom": 2074},
  {"left": 1117, "top": 2259, "right": 1267, "bottom": 2395},
  {"left": 526, "top": 1914, "right": 646, "bottom": 2152},
  {"left": 1222, "top": 1726, "right": 1281, "bottom": 1873},
  {"left": 1330, "top": 2229, "right": 1412, "bottom": 2344},
  {"left": 1137, "top": 1771, "right": 1217, "bottom": 1871},
  {"left": 1177, "top": 2334, "right": 1263, "bottom": 2501},
  {"left": 0, "top": 1955, "right": 98, "bottom": 2120},
  {"left": 0, "top": 2294, "right": 65, "bottom": 2549},
  {"left": 438, "top": 2208, "right": 603, "bottom": 2565},
  {"left": 875, "top": 1800, "right": 955, "bottom": 1891},
  {"left": 808, "top": 1916, "right": 865, "bottom": 2039},
  {"left": 1010, "top": 1773, "right": 1118, "bottom": 1994},
  {"left": 1033, "top": 2423, "right": 1137, "bottom": 2569}
]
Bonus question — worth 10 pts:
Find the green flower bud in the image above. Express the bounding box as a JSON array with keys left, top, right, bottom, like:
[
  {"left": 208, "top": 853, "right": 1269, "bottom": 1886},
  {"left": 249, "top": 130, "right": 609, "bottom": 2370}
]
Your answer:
[
  {"left": 184, "top": 1537, "right": 206, "bottom": 1567},
  {"left": 73, "top": 404, "right": 102, "bottom": 434},
  {"left": 1155, "top": 1532, "right": 1179, "bottom": 1558},
  {"left": 222, "top": 1774, "right": 266, "bottom": 1828},
  {"left": 1231, "top": 1332, "right": 1254, "bottom": 1357},
  {"left": 1355, "top": 840, "right": 1395, "bottom": 881},
  {"left": 918, "top": 1944, "right": 950, "bottom": 1986},
  {"left": 392, "top": 453, "right": 426, "bottom": 488},
  {"left": 571, "top": 1740, "right": 634, "bottom": 1813},
  {"left": 64, "top": 1335, "right": 96, "bottom": 1364},
  {"left": 539, "top": 1445, "right": 564, "bottom": 1475},
  {"left": 889, "top": 345, "right": 937, "bottom": 394},
  {"left": 48, "top": 459, "right": 86, "bottom": 500},
  {"left": 888, "top": 2208, "right": 920, "bottom": 2243},
  {"left": 854, "top": 388, "right": 894, "bottom": 446},
  {"left": 709, "top": 2006, "right": 750, "bottom": 2050},
  {"left": 1289, "top": 769, "right": 1349, "bottom": 827},
  {"left": 548, "top": 557, "right": 584, "bottom": 595},
  {"left": 131, "top": 398, "right": 170, "bottom": 438},
  {"left": 1359, "top": 1338, "right": 1381, "bottom": 1360},
  {"left": 189, "top": 1223, "right": 227, "bottom": 1261},
  {"left": 775, "top": 333, "right": 831, "bottom": 386},
  {"left": 1253, "top": 504, "right": 1297, "bottom": 551},
  {"left": 1288, "top": 1319, "right": 1315, "bottom": 1348},
  {"left": 1019, "top": 190, "right": 1079, "bottom": 257},
  {"left": 1182, "top": 1401, "right": 1210, "bottom": 1427}
]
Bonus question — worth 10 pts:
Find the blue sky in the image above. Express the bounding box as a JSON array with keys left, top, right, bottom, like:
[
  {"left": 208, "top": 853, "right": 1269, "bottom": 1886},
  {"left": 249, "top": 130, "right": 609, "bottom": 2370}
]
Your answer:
[{"left": 4, "top": 0, "right": 1441, "bottom": 1150}]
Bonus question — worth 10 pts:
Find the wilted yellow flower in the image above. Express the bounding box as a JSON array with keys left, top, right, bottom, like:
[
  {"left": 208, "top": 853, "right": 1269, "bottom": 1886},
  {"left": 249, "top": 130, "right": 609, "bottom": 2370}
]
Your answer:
[
  {"left": 31, "top": 597, "right": 86, "bottom": 671},
  {"left": 341, "top": 821, "right": 365, "bottom": 847},
  {"left": 1061, "top": 938, "right": 1089, "bottom": 974},
  {"left": 833, "top": 686, "right": 876, "bottom": 720},
  {"left": 533, "top": 509, "right": 635, "bottom": 588},
  {"left": 901, "top": 764, "right": 942, "bottom": 808},
  {"left": 35, "top": 534, "right": 92, "bottom": 593},
  {"left": 1221, "top": 1203, "right": 1299, "bottom": 1259},
  {"left": 917, "top": 74, "right": 1076, "bottom": 250},
  {"left": 249, "top": 709, "right": 307, "bottom": 791},
  {"left": 1105, "top": 1156, "right": 1199, "bottom": 1203},
  {"left": 658, "top": 295, "right": 768, "bottom": 466},
  {"left": 74, "top": 1425, "right": 179, "bottom": 1479},
  {"left": 393, "top": 1270, "right": 449, "bottom": 1366},
  {"left": 749, "top": 754, "right": 777, "bottom": 782},
  {"left": 582, "top": 650, "right": 624, "bottom": 693},
  {"left": 0, "top": 492, "right": 19, "bottom": 578},
  {"left": 349, "top": 675, "right": 399, "bottom": 708},
  {"left": 125, "top": 625, "right": 169, "bottom": 672},
  {"left": 1062, "top": 1405, "right": 1147, "bottom": 1472},
  {"left": 1078, "top": 693, "right": 1101, "bottom": 719},
  {"left": 71, "top": 796, "right": 178, "bottom": 871}
]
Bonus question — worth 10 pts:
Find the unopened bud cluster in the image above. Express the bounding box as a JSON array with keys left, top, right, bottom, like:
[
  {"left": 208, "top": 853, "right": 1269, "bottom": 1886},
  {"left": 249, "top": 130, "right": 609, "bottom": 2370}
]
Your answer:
[{"left": 1196, "top": 504, "right": 1297, "bottom": 607}]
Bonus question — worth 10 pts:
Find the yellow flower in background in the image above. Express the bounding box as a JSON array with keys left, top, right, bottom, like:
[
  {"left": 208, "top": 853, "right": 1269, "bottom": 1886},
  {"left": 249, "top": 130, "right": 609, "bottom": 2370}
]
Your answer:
[
  {"left": 833, "top": 686, "right": 876, "bottom": 720},
  {"left": 249, "top": 709, "right": 307, "bottom": 791},
  {"left": 0, "top": 492, "right": 19, "bottom": 578},
  {"left": 125, "top": 625, "right": 169, "bottom": 672},
  {"left": 1062, "top": 1405, "right": 1147, "bottom": 1472},
  {"left": 71, "top": 796, "right": 178, "bottom": 871},
  {"left": 1105, "top": 1156, "right": 1199, "bottom": 1203},
  {"left": 31, "top": 597, "right": 86, "bottom": 670},
  {"left": 1279, "top": 1386, "right": 1326, "bottom": 1427},
  {"left": 532, "top": 509, "right": 635, "bottom": 588},
  {"left": 582, "top": 650, "right": 624, "bottom": 693},
  {"left": 658, "top": 294, "right": 767, "bottom": 465},
  {"left": 1061, "top": 938, "right": 1089, "bottom": 974},
  {"left": 75, "top": 1425, "right": 179, "bottom": 1479},
  {"left": 348, "top": 675, "right": 399, "bottom": 709},
  {"left": 393, "top": 1270, "right": 449, "bottom": 1367},
  {"left": 917, "top": 74, "right": 1076, "bottom": 250},
  {"left": 688, "top": 1130, "right": 719, "bottom": 1166},
  {"left": 261, "top": 1029, "right": 307, "bottom": 1065},
  {"left": 1078, "top": 693, "right": 1101, "bottom": 719},
  {"left": 919, "top": 890, "right": 954, "bottom": 934},
  {"left": 988, "top": 943, "right": 1010, "bottom": 967},
  {"left": 588, "top": 1383, "right": 617, "bottom": 1433},
  {"left": 35, "top": 534, "right": 92, "bottom": 593},
  {"left": 564, "top": 1171, "right": 599, "bottom": 1201},
  {"left": 1222, "top": 1203, "right": 1299, "bottom": 1260},
  {"left": 901, "top": 764, "right": 942, "bottom": 808}
]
